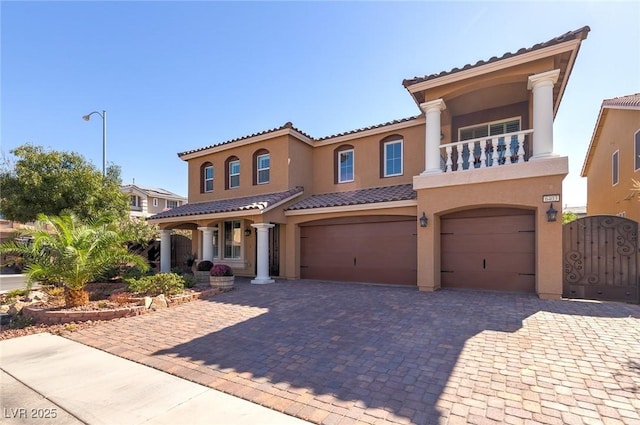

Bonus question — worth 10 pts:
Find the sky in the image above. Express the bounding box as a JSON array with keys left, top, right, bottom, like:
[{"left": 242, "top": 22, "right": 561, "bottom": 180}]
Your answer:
[{"left": 1, "top": 1, "right": 639, "bottom": 208}]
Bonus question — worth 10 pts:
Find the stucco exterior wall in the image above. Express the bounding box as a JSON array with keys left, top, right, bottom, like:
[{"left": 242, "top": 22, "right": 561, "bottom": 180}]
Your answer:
[
  {"left": 311, "top": 124, "right": 425, "bottom": 194},
  {"left": 585, "top": 109, "right": 640, "bottom": 222},
  {"left": 414, "top": 157, "right": 567, "bottom": 299}
]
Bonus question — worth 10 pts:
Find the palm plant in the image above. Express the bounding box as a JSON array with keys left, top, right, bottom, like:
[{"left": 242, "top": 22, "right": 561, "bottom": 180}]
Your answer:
[{"left": 0, "top": 214, "right": 149, "bottom": 307}]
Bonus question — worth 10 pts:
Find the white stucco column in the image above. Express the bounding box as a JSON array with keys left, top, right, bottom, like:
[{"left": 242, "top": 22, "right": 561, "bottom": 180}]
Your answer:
[
  {"left": 528, "top": 69, "right": 560, "bottom": 159},
  {"left": 419, "top": 98, "right": 447, "bottom": 175},
  {"left": 198, "top": 227, "right": 214, "bottom": 262},
  {"left": 251, "top": 223, "right": 275, "bottom": 284},
  {"left": 159, "top": 229, "right": 171, "bottom": 273}
]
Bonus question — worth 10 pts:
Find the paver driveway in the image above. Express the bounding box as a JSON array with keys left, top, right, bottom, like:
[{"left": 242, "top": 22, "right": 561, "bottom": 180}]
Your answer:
[{"left": 69, "top": 280, "right": 640, "bottom": 425}]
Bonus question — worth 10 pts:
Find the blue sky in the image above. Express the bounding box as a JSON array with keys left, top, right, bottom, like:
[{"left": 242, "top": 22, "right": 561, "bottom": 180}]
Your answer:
[{"left": 2, "top": 1, "right": 639, "bottom": 207}]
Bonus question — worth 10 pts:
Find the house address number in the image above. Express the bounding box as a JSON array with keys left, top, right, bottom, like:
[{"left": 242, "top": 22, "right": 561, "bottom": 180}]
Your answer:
[{"left": 542, "top": 194, "right": 560, "bottom": 203}]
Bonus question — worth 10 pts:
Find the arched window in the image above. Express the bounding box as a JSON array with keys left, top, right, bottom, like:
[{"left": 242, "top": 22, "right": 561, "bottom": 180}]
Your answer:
[
  {"left": 253, "top": 149, "right": 270, "bottom": 185},
  {"left": 334, "top": 144, "right": 354, "bottom": 184},
  {"left": 225, "top": 156, "right": 240, "bottom": 189},
  {"left": 380, "top": 135, "right": 403, "bottom": 178},
  {"left": 200, "top": 162, "right": 213, "bottom": 193}
]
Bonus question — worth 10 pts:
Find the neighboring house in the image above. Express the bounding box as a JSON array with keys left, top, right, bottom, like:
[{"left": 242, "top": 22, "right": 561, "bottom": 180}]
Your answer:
[
  {"left": 149, "top": 27, "right": 590, "bottom": 299},
  {"left": 562, "top": 205, "right": 587, "bottom": 219},
  {"left": 581, "top": 93, "right": 640, "bottom": 222},
  {"left": 121, "top": 184, "right": 187, "bottom": 219}
]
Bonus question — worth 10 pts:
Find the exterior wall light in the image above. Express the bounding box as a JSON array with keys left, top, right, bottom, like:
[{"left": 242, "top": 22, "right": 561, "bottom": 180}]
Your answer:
[
  {"left": 419, "top": 212, "right": 428, "bottom": 228},
  {"left": 546, "top": 203, "right": 558, "bottom": 222},
  {"left": 245, "top": 228, "right": 252, "bottom": 236}
]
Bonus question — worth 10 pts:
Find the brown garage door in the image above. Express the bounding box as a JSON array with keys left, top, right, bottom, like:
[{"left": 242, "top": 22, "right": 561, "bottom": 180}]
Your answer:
[
  {"left": 441, "top": 208, "right": 535, "bottom": 292},
  {"left": 300, "top": 216, "right": 417, "bottom": 285}
]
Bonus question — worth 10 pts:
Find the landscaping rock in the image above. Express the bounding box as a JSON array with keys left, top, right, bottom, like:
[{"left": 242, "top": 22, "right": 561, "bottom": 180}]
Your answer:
[
  {"left": 149, "top": 294, "right": 167, "bottom": 310},
  {"left": 144, "top": 296, "right": 153, "bottom": 309},
  {"left": 8, "top": 301, "right": 27, "bottom": 316},
  {"left": 27, "top": 291, "right": 48, "bottom": 302}
]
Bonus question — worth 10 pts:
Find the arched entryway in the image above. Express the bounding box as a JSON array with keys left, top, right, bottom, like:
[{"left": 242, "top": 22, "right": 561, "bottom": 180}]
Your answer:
[{"left": 440, "top": 207, "right": 536, "bottom": 292}]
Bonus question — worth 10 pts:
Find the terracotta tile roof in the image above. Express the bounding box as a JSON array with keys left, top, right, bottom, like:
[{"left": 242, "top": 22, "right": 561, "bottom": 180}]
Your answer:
[
  {"left": 286, "top": 184, "right": 416, "bottom": 211},
  {"left": 602, "top": 93, "right": 640, "bottom": 109},
  {"left": 316, "top": 116, "right": 421, "bottom": 141},
  {"left": 177, "top": 122, "right": 313, "bottom": 158},
  {"left": 148, "top": 187, "right": 304, "bottom": 220},
  {"left": 402, "top": 26, "right": 591, "bottom": 88}
]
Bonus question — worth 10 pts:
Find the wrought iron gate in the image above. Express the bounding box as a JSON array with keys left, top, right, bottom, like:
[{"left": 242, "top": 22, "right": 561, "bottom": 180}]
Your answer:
[{"left": 563, "top": 216, "right": 639, "bottom": 303}]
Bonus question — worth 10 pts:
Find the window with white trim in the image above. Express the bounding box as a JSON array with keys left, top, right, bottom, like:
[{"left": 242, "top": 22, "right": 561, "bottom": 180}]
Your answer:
[
  {"left": 152, "top": 198, "right": 158, "bottom": 207},
  {"left": 229, "top": 160, "right": 240, "bottom": 189},
  {"left": 204, "top": 165, "right": 214, "bottom": 192},
  {"left": 130, "top": 195, "right": 140, "bottom": 208},
  {"left": 166, "top": 200, "right": 179, "bottom": 209},
  {"left": 257, "top": 154, "right": 270, "bottom": 184},
  {"left": 224, "top": 220, "right": 242, "bottom": 259},
  {"left": 459, "top": 118, "right": 521, "bottom": 141},
  {"left": 338, "top": 149, "right": 354, "bottom": 183},
  {"left": 384, "top": 140, "right": 403, "bottom": 177},
  {"left": 612, "top": 150, "right": 619, "bottom": 186}
]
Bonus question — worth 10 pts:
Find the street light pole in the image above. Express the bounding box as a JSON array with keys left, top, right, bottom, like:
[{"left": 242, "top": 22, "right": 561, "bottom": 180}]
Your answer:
[{"left": 82, "top": 110, "right": 107, "bottom": 177}]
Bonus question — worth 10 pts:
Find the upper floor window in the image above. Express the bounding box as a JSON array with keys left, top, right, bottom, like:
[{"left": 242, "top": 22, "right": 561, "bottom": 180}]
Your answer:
[
  {"left": 201, "top": 162, "right": 214, "bottom": 193},
  {"left": 152, "top": 198, "right": 158, "bottom": 207},
  {"left": 635, "top": 130, "right": 640, "bottom": 172},
  {"left": 130, "top": 195, "right": 140, "bottom": 208},
  {"left": 612, "top": 150, "right": 619, "bottom": 186},
  {"left": 383, "top": 139, "right": 403, "bottom": 177},
  {"left": 334, "top": 145, "right": 354, "bottom": 183},
  {"left": 459, "top": 118, "right": 520, "bottom": 141},
  {"left": 166, "top": 200, "right": 179, "bottom": 209},
  {"left": 253, "top": 149, "right": 270, "bottom": 185},
  {"left": 225, "top": 156, "right": 240, "bottom": 189}
]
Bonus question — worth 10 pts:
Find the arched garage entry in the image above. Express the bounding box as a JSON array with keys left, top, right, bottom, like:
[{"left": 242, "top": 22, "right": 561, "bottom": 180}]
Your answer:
[
  {"left": 300, "top": 215, "right": 417, "bottom": 285},
  {"left": 440, "top": 207, "right": 536, "bottom": 292}
]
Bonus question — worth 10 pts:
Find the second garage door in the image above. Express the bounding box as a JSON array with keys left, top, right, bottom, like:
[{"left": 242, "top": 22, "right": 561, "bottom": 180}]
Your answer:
[
  {"left": 300, "top": 216, "right": 417, "bottom": 285},
  {"left": 441, "top": 208, "right": 535, "bottom": 292}
]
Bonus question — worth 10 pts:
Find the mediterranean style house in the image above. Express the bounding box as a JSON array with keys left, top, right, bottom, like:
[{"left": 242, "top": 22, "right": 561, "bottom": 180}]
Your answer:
[
  {"left": 121, "top": 184, "right": 186, "bottom": 219},
  {"left": 149, "top": 26, "right": 590, "bottom": 299},
  {"left": 581, "top": 93, "right": 640, "bottom": 222}
]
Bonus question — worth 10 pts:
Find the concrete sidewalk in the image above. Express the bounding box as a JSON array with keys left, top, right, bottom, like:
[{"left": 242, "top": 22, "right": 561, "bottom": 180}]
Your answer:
[{"left": 0, "top": 333, "right": 311, "bottom": 425}]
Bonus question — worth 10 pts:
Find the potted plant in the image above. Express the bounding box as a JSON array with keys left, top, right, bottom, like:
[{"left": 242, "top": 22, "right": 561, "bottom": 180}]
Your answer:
[
  {"left": 194, "top": 260, "right": 213, "bottom": 284},
  {"left": 209, "top": 264, "right": 234, "bottom": 289}
]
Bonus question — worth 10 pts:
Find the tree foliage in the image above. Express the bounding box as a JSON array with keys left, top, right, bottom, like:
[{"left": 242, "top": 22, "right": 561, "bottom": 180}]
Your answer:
[
  {"left": 0, "top": 144, "right": 129, "bottom": 223},
  {"left": 0, "top": 214, "right": 149, "bottom": 305}
]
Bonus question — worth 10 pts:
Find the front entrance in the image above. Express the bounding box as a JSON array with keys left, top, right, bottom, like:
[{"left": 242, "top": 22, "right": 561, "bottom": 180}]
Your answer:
[
  {"left": 441, "top": 208, "right": 536, "bottom": 292},
  {"left": 300, "top": 216, "right": 417, "bottom": 285},
  {"left": 563, "top": 216, "right": 639, "bottom": 303}
]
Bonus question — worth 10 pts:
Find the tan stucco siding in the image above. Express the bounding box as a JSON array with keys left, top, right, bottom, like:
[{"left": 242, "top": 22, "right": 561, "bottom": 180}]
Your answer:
[
  {"left": 415, "top": 169, "right": 566, "bottom": 299},
  {"left": 585, "top": 109, "right": 640, "bottom": 222},
  {"left": 186, "top": 135, "right": 292, "bottom": 202},
  {"left": 311, "top": 125, "right": 425, "bottom": 194},
  {"left": 287, "top": 137, "right": 315, "bottom": 192}
]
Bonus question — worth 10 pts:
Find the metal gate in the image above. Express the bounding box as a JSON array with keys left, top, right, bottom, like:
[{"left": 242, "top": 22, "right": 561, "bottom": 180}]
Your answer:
[{"left": 563, "top": 216, "right": 639, "bottom": 303}]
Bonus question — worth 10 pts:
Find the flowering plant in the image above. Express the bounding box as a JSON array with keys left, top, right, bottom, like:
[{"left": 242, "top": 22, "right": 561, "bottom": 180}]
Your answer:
[{"left": 210, "top": 264, "right": 233, "bottom": 277}]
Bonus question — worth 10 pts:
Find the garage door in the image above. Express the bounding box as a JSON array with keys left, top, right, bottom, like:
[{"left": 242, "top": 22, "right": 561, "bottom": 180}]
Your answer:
[
  {"left": 441, "top": 208, "right": 535, "bottom": 292},
  {"left": 300, "top": 216, "right": 417, "bottom": 285}
]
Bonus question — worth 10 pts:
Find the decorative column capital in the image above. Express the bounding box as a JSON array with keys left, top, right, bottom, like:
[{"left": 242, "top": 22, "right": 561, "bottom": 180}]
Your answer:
[
  {"left": 197, "top": 226, "right": 215, "bottom": 233},
  {"left": 527, "top": 69, "right": 560, "bottom": 90},
  {"left": 419, "top": 98, "right": 447, "bottom": 114},
  {"left": 159, "top": 229, "right": 171, "bottom": 236},
  {"left": 251, "top": 223, "right": 275, "bottom": 230}
]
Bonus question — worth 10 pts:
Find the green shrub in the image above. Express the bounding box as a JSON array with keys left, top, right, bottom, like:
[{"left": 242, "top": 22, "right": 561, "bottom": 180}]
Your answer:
[
  {"left": 171, "top": 267, "right": 184, "bottom": 275},
  {"left": 182, "top": 273, "right": 197, "bottom": 289},
  {"left": 125, "top": 273, "right": 185, "bottom": 296},
  {"left": 9, "top": 314, "right": 33, "bottom": 329}
]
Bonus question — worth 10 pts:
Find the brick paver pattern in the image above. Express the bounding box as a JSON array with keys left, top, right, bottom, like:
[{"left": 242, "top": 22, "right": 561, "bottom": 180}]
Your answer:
[{"left": 68, "top": 280, "right": 640, "bottom": 425}]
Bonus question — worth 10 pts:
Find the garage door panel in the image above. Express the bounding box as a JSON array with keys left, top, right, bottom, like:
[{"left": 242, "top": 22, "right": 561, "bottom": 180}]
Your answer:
[
  {"left": 301, "top": 218, "right": 416, "bottom": 285},
  {"left": 441, "top": 211, "right": 535, "bottom": 292}
]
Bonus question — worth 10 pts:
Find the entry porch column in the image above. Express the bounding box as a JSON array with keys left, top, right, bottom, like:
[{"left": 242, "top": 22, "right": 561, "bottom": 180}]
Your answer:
[
  {"left": 251, "top": 223, "right": 275, "bottom": 284},
  {"left": 159, "top": 229, "right": 171, "bottom": 273},
  {"left": 198, "top": 227, "right": 214, "bottom": 262}
]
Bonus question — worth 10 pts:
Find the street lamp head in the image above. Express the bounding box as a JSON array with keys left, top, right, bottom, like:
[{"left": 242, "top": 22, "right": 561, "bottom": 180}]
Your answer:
[{"left": 82, "top": 115, "right": 91, "bottom": 121}]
